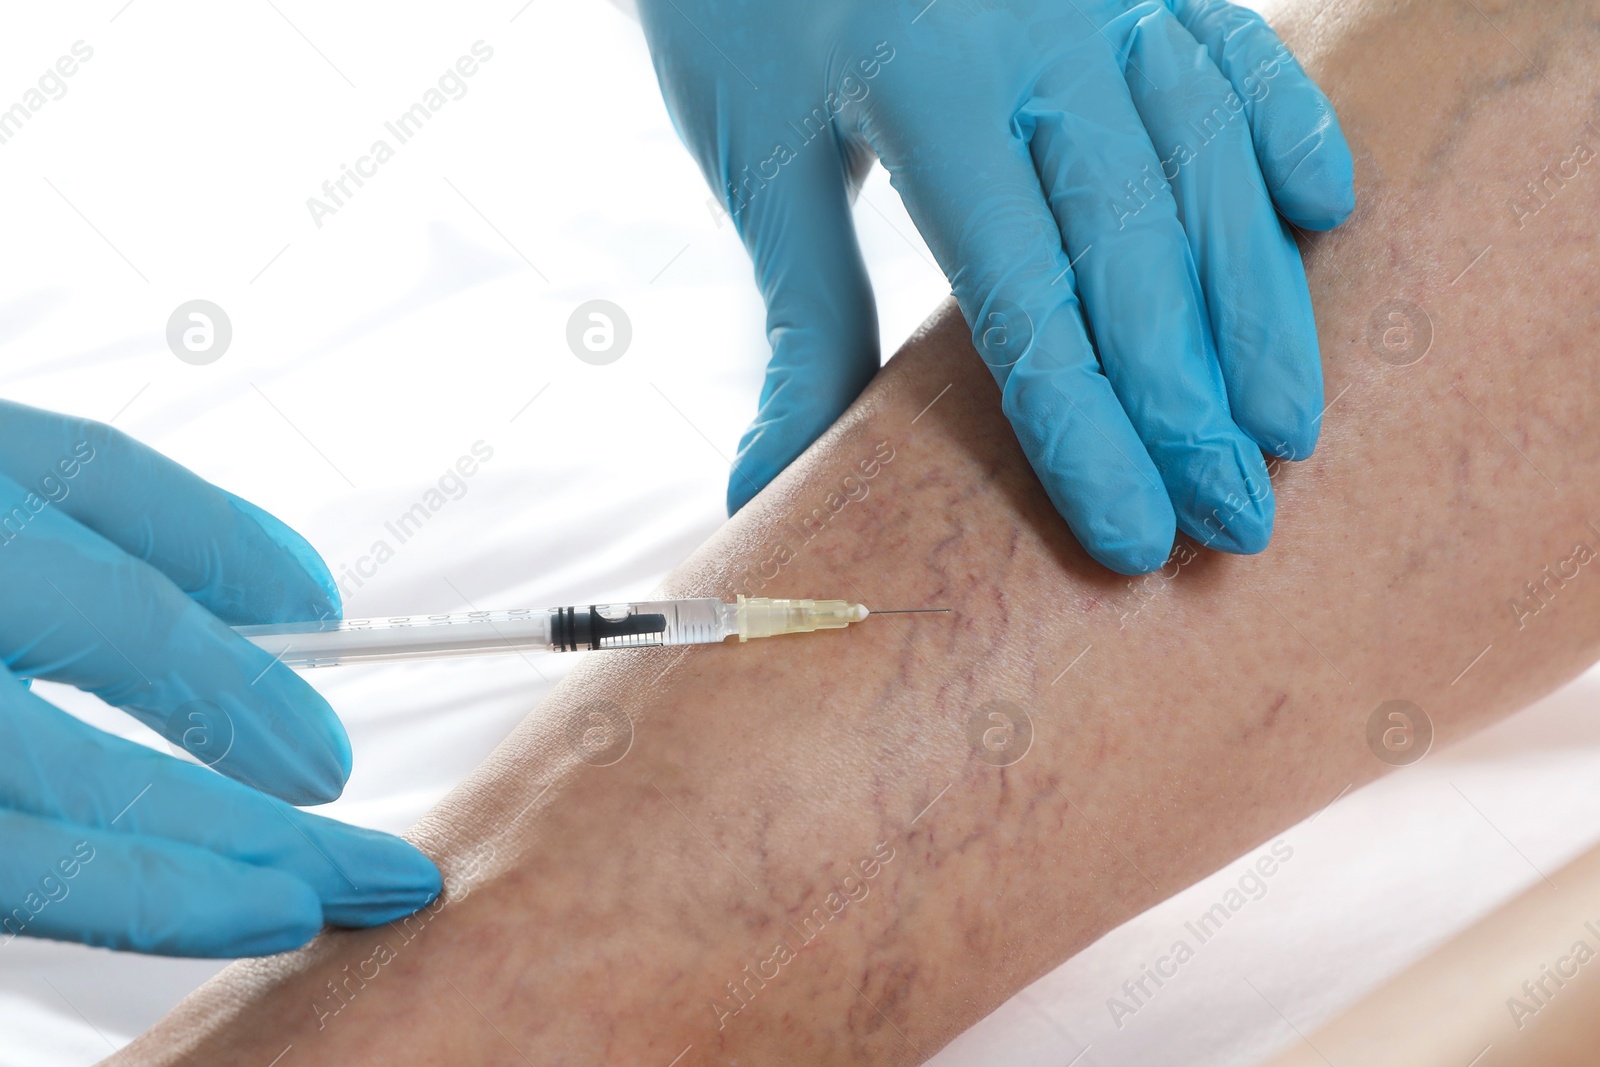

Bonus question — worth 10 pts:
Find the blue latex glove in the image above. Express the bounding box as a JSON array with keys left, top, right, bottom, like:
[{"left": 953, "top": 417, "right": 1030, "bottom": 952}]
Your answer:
[
  {"left": 639, "top": 0, "right": 1354, "bottom": 573},
  {"left": 0, "top": 401, "right": 440, "bottom": 956}
]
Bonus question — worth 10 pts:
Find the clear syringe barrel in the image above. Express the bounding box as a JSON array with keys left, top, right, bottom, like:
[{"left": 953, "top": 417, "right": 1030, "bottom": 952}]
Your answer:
[
  {"left": 233, "top": 597, "right": 872, "bottom": 668},
  {"left": 235, "top": 599, "right": 733, "bottom": 668}
]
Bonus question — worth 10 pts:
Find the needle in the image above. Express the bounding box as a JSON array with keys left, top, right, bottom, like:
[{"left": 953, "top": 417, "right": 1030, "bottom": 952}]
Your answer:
[{"left": 867, "top": 608, "right": 951, "bottom": 614}]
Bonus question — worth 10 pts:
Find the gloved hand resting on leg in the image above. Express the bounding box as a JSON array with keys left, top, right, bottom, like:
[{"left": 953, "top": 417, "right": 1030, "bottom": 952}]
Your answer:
[{"left": 639, "top": 0, "right": 1353, "bottom": 573}]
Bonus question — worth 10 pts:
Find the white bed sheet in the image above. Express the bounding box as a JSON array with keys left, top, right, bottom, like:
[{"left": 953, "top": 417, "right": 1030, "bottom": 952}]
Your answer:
[{"left": 1, "top": 2, "right": 1596, "bottom": 1065}]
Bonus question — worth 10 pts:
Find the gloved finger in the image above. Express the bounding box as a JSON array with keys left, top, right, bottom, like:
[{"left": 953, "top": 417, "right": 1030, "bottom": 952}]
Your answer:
[
  {"left": 0, "top": 677, "right": 440, "bottom": 931},
  {"left": 0, "top": 806, "right": 322, "bottom": 957},
  {"left": 1161, "top": 0, "right": 1355, "bottom": 230},
  {"left": 874, "top": 113, "right": 1176, "bottom": 573},
  {"left": 0, "top": 400, "right": 341, "bottom": 625},
  {"left": 1120, "top": 6, "right": 1322, "bottom": 459},
  {"left": 726, "top": 139, "right": 879, "bottom": 514},
  {"left": 0, "top": 487, "right": 352, "bottom": 805},
  {"left": 1024, "top": 43, "right": 1275, "bottom": 555},
  {"left": 1001, "top": 318, "right": 1180, "bottom": 574}
]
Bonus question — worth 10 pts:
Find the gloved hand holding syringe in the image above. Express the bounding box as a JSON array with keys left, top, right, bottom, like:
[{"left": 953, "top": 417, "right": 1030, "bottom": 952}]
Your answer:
[{"left": 238, "top": 597, "right": 949, "bottom": 668}]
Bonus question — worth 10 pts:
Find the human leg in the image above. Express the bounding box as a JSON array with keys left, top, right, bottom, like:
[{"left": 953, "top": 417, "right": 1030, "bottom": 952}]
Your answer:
[{"left": 115, "top": 2, "right": 1600, "bottom": 1063}]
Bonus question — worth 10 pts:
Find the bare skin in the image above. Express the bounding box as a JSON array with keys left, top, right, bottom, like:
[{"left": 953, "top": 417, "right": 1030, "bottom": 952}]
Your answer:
[
  {"left": 1263, "top": 837, "right": 1600, "bottom": 1067},
  {"left": 113, "top": 1, "right": 1600, "bottom": 1064}
]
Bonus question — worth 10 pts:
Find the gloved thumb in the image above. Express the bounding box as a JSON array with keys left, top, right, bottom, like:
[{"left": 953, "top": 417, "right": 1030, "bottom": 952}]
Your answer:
[{"left": 726, "top": 141, "right": 879, "bottom": 514}]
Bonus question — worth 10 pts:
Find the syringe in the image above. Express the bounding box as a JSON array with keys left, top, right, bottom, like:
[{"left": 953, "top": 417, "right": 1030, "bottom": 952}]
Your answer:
[{"left": 233, "top": 596, "right": 945, "bottom": 669}]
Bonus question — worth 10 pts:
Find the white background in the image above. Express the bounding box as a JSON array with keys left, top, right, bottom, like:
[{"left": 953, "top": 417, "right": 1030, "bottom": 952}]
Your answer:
[{"left": 2, "top": 2, "right": 1598, "bottom": 1065}]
